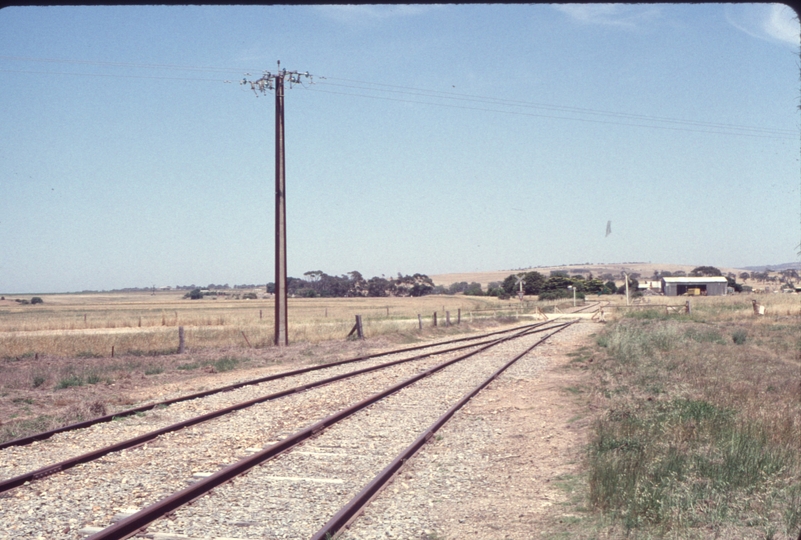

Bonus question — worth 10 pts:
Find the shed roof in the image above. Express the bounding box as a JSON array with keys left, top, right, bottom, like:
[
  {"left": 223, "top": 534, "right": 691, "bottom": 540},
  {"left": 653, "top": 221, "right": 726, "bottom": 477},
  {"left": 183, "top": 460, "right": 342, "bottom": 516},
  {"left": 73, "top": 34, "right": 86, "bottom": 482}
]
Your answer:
[{"left": 661, "top": 276, "right": 728, "bottom": 284}]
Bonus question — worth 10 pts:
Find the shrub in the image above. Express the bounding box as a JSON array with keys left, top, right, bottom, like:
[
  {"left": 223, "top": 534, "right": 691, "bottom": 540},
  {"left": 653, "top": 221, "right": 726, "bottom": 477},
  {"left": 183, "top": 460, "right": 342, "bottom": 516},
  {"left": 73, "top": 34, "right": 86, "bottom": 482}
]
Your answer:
[
  {"left": 732, "top": 329, "right": 748, "bottom": 345},
  {"left": 214, "top": 356, "right": 242, "bottom": 372},
  {"left": 30, "top": 297, "right": 43, "bottom": 304},
  {"left": 184, "top": 288, "right": 203, "bottom": 300},
  {"left": 56, "top": 375, "right": 84, "bottom": 389}
]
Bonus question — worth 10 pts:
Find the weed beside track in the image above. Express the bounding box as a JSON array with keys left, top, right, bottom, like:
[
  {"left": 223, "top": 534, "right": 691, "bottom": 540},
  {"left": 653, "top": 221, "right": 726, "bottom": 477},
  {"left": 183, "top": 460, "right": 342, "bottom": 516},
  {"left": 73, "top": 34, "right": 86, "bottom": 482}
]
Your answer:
[{"left": 581, "top": 311, "right": 800, "bottom": 538}]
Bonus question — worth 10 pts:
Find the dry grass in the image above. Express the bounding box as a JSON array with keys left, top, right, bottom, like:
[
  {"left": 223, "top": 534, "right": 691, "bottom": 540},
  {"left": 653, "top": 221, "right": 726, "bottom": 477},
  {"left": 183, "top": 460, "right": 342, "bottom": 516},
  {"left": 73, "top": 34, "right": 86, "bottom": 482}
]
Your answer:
[
  {"left": 573, "top": 294, "right": 801, "bottom": 538},
  {"left": 0, "top": 292, "right": 539, "bottom": 358}
]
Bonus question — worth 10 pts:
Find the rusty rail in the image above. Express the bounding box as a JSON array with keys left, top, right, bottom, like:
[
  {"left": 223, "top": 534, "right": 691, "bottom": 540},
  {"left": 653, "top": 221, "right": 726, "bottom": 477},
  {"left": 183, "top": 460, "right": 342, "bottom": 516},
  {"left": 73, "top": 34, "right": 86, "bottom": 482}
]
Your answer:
[
  {"left": 0, "top": 322, "right": 555, "bottom": 494},
  {"left": 0, "top": 321, "right": 546, "bottom": 451},
  {"left": 312, "top": 320, "right": 577, "bottom": 539},
  {"left": 84, "top": 322, "right": 568, "bottom": 540}
]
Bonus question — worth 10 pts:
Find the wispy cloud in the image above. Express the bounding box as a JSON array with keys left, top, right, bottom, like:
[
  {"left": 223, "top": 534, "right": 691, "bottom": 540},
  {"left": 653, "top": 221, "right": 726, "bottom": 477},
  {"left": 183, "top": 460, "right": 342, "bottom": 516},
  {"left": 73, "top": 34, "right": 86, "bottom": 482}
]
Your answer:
[
  {"left": 315, "top": 5, "right": 440, "bottom": 25},
  {"left": 552, "top": 4, "right": 661, "bottom": 28},
  {"left": 725, "top": 4, "right": 799, "bottom": 47}
]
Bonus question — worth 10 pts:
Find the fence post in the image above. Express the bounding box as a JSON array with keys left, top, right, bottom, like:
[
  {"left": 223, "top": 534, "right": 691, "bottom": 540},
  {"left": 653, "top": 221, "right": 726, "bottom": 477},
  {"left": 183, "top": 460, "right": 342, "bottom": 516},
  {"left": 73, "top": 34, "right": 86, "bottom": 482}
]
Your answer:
[
  {"left": 260, "top": 309, "right": 263, "bottom": 320},
  {"left": 111, "top": 346, "right": 114, "bottom": 358},
  {"left": 418, "top": 314, "right": 422, "bottom": 330},
  {"left": 433, "top": 312, "right": 438, "bottom": 327},
  {"left": 347, "top": 315, "right": 364, "bottom": 340},
  {"left": 457, "top": 308, "right": 461, "bottom": 325},
  {"left": 386, "top": 306, "right": 389, "bottom": 317},
  {"left": 446, "top": 311, "right": 451, "bottom": 326},
  {"left": 178, "top": 326, "right": 185, "bottom": 354},
  {"left": 685, "top": 300, "right": 691, "bottom": 314}
]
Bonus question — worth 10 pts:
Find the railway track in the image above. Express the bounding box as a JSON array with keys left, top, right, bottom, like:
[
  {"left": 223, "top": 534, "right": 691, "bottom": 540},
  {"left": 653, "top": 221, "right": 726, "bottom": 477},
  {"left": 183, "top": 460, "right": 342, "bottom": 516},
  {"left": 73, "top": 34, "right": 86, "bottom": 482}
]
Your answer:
[
  {"left": 0, "top": 320, "right": 576, "bottom": 539},
  {"left": 0, "top": 322, "right": 549, "bottom": 493},
  {"left": 0, "top": 322, "right": 543, "bottom": 452}
]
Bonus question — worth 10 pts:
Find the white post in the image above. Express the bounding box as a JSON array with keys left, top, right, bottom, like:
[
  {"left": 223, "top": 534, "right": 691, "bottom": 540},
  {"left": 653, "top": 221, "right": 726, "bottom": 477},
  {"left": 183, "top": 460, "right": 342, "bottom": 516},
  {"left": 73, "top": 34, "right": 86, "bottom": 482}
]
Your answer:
[{"left": 624, "top": 273, "right": 630, "bottom": 306}]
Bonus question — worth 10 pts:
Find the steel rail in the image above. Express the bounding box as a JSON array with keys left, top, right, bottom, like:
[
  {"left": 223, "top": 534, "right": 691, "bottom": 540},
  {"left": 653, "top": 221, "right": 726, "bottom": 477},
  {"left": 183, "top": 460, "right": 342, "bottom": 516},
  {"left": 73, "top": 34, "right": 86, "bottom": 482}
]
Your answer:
[
  {"left": 0, "top": 321, "right": 553, "bottom": 493},
  {"left": 0, "top": 321, "right": 545, "bottom": 451},
  {"left": 85, "top": 321, "right": 571, "bottom": 540},
  {"left": 312, "top": 319, "right": 578, "bottom": 539},
  {"left": 569, "top": 300, "right": 601, "bottom": 313}
]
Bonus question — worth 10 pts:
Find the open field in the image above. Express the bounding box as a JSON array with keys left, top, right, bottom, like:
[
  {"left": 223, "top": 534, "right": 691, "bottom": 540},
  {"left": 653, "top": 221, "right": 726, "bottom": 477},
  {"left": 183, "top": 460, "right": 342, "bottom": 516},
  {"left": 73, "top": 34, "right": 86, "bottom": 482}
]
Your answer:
[{"left": 0, "top": 292, "right": 533, "bottom": 358}]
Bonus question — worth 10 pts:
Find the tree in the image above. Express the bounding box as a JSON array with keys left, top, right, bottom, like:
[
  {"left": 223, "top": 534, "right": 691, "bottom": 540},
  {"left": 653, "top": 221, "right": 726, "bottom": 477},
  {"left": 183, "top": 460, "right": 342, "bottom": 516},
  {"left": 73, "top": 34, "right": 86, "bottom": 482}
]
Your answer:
[
  {"left": 448, "top": 282, "right": 470, "bottom": 294},
  {"left": 616, "top": 278, "right": 639, "bottom": 295},
  {"left": 501, "top": 274, "right": 519, "bottom": 295},
  {"left": 690, "top": 266, "right": 722, "bottom": 277},
  {"left": 367, "top": 276, "right": 389, "bottom": 297},
  {"left": 522, "top": 271, "right": 546, "bottom": 295},
  {"left": 726, "top": 276, "right": 743, "bottom": 293},
  {"left": 582, "top": 278, "right": 605, "bottom": 294},
  {"left": 464, "top": 282, "right": 484, "bottom": 296},
  {"left": 185, "top": 288, "right": 203, "bottom": 300}
]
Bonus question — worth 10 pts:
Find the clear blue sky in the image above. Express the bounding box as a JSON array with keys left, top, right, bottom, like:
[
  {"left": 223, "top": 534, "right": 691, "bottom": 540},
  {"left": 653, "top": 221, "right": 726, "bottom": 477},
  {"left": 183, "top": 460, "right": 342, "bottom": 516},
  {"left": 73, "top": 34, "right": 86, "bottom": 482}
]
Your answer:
[{"left": 1, "top": 4, "right": 799, "bottom": 293}]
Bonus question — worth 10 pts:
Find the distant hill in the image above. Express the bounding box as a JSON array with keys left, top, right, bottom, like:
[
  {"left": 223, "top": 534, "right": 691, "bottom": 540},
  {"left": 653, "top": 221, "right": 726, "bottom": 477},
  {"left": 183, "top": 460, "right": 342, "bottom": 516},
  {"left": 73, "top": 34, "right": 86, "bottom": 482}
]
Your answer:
[{"left": 740, "top": 262, "right": 801, "bottom": 272}]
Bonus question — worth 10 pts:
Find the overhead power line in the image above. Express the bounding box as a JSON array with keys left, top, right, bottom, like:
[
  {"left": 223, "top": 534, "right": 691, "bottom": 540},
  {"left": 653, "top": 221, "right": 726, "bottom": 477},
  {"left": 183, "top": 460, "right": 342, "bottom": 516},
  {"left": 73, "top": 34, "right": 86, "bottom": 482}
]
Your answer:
[
  {"left": 1, "top": 55, "right": 796, "bottom": 140},
  {"left": 315, "top": 76, "right": 798, "bottom": 137},
  {"left": 306, "top": 85, "right": 796, "bottom": 141}
]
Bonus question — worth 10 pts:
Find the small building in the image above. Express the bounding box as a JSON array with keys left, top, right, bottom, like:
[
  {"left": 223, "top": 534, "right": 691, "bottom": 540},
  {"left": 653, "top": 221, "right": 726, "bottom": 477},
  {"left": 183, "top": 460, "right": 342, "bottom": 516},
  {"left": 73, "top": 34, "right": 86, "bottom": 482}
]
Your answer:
[
  {"left": 661, "top": 276, "right": 729, "bottom": 296},
  {"left": 638, "top": 280, "right": 662, "bottom": 291}
]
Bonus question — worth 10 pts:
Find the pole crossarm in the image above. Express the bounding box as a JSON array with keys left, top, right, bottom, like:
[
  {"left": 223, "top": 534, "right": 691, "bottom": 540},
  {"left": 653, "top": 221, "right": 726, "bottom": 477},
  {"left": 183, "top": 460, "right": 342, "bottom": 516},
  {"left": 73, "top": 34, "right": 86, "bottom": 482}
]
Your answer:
[{"left": 240, "top": 60, "right": 312, "bottom": 96}]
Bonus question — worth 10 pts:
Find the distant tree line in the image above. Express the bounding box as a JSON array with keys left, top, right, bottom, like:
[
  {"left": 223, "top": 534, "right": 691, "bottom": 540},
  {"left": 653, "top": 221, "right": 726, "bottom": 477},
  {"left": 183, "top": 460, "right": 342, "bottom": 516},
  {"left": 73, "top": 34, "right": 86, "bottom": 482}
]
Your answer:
[
  {"left": 262, "top": 271, "right": 436, "bottom": 298},
  {"left": 431, "top": 271, "right": 628, "bottom": 301}
]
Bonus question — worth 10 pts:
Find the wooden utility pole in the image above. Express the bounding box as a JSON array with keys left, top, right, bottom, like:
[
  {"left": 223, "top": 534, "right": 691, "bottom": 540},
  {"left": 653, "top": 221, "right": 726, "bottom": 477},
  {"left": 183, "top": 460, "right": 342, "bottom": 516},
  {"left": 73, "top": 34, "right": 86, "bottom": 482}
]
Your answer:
[
  {"left": 241, "top": 62, "right": 311, "bottom": 347},
  {"left": 274, "top": 73, "right": 288, "bottom": 346}
]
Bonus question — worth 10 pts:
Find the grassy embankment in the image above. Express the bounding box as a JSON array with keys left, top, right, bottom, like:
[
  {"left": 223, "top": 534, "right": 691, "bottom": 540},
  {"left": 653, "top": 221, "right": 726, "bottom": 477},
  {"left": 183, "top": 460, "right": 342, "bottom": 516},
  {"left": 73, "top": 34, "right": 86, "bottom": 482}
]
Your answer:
[{"left": 556, "top": 294, "right": 801, "bottom": 539}]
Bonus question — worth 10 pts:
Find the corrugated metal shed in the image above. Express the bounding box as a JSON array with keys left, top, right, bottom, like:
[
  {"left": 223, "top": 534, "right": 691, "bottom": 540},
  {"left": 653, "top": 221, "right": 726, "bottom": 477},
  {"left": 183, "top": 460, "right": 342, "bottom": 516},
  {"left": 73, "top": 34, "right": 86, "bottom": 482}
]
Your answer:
[{"left": 661, "top": 276, "right": 728, "bottom": 296}]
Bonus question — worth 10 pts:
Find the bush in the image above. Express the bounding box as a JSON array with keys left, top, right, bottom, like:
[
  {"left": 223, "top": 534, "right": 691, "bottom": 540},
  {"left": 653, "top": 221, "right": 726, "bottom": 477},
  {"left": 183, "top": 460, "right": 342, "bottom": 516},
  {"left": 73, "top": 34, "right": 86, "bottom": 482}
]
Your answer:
[
  {"left": 539, "top": 290, "right": 570, "bottom": 301},
  {"left": 55, "top": 375, "right": 84, "bottom": 389},
  {"left": 30, "top": 297, "right": 43, "bottom": 304},
  {"left": 184, "top": 288, "right": 203, "bottom": 300},
  {"left": 732, "top": 329, "right": 748, "bottom": 345}
]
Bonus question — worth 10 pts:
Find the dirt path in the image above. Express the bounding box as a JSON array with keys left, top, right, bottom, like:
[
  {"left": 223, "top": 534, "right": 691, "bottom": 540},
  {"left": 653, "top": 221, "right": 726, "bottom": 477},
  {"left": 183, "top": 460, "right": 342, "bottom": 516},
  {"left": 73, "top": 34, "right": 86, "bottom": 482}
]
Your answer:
[{"left": 424, "top": 323, "right": 596, "bottom": 538}]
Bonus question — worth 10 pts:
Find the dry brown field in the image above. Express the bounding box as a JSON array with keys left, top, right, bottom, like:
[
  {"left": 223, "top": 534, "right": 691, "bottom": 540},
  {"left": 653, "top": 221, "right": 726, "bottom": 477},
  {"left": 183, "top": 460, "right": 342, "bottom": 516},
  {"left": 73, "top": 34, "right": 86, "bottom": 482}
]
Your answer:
[{"left": 0, "top": 292, "right": 533, "bottom": 358}]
